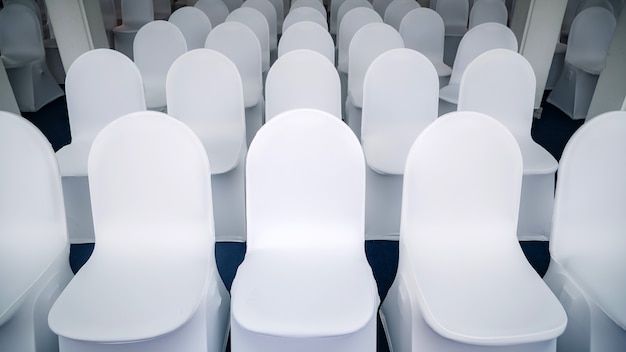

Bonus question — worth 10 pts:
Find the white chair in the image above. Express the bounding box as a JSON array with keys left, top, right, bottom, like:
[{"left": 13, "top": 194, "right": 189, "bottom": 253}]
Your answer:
[
  {"left": 373, "top": 0, "right": 393, "bottom": 17},
  {"left": 546, "top": 7, "right": 616, "bottom": 120},
  {"left": 0, "top": 4, "right": 64, "bottom": 112},
  {"left": 265, "top": 49, "right": 342, "bottom": 121},
  {"left": 0, "top": 111, "right": 72, "bottom": 352},
  {"left": 195, "top": 0, "right": 230, "bottom": 27},
  {"left": 436, "top": 0, "right": 469, "bottom": 65},
  {"left": 400, "top": 8, "right": 451, "bottom": 87},
  {"left": 168, "top": 6, "right": 212, "bottom": 50},
  {"left": 222, "top": 0, "right": 244, "bottom": 12},
  {"left": 153, "top": 0, "right": 172, "bottom": 19},
  {"left": 56, "top": 48, "right": 146, "bottom": 244},
  {"left": 383, "top": 0, "right": 420, "bottom": 30},
  {"left": 278, "top": 21, "right": 335, "bottom": 64},
  {"left": 336, "top": 6, "right": 381, "bottom": 75},
  {"left": 283, "top": 6, "right": 328, "bottom": 32},
  {"left": 112, "top": 0, "right": 154, "bottom": 59},
  {"left": 205, "top": 22, "right": 264, "bottom": 147},
  {"left": 289, "top": 0, "right": 327, "bottom": 20},
  {"left": 329, "top": 0, "right": 348, "bottom": 35},
  {"left": 49, "top": 111, "right": 230, "bottom": 352},
  {"left": 242, "top": 0, "right": 278, "bottom": 64},
  {"left": 457, "top": 49, "right": 558, "bottom": 241},
  {"left": 381, "top": 110, "right": 567, "bottom": 352},
  {"left": 346, "top": 22, "right": 404, "bottom": 139},
  {"left": 543, "top": 110, "right": 626, "bottom": 352},
  {"left": 438, "top": 22, "right": 517, "bottom": 115},
  {"left": 266, "top": 0, "right": 284, "bottom": 35},
  {"left": 226, "top": 7, "right": 271, "bottom": 76},
  {"left": 361, "top": 48, "right": 438, "bottom": 241},
  {"left": 230, "top": 108, "right": 379, "bottom": 352},
  {"left": 468, "top": 0, "right": 508, "bottom": 28},
  {"left": 133, "top": 20, "right": 187, "bottom": 112},
  {"left": 166, "top": 48, "right": 247, "bottom": 242},
  {"left": 336, "top": 0, "right": 375, "bottom": 44}
]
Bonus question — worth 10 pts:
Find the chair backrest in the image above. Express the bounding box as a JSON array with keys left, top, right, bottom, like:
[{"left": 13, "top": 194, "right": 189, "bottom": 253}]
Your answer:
[
  {"left": 205, "top": 21, "right": 263, "bottom": 108},
  {"left": 550, "top": 111, "right": 626, "bottom": 328},
  {"left": 222, "top": 0, "right": 244, "bottom": 12},
  {"left": 361, "top": 48, "right": 438, "bottom": 175},
  {"left": 0, "top": 111, "right": 68, "bottom": 317},
  {"left": 265, "top": 49, "right": 342, "bottom": 121},
  {"left": 166, "top": 49, "right": 246, "bottom": 175},
  {"left": 278, "top": 21, "right": 335, "bottom": 64},
  {"left": 576, "top": 0, "right": 615, "bottom": 16},
  {"left": 447, "top": 22, "right": 517, "bottom": 87},
  {"left": 402, "top": 110, "right": 522, "bottom": 249},
  {"left": 0, "top": 4, "right": 45, "bottom": 65},
  {"left": 399, "top": 8, "right": 447, "bottom": 70},
  {"left": 457, "top": 48, "right": 533, "bottom": 142},
  {"left": 550, "top": 110, "right": 626, "bottom": 265},
  {"left": 373, "top": 0, "right": 394, "bottom": 17},
  {"left": 246, "top": 108, "right": 366, "bottom": 251},
  {"left": 65, "top": 48, "right": 146, "bottom": 146},
  {"left": 168, "top": 6, "right": 212, "bottom": 50},
  {"left": 133, "top": 20, "right": 187, "bottom": 110},
  {"left": 226, "top": 7, "right": 271, "bottom": 72},
  {"left": 289, "top": 0, "right": 327, "bottom": 20},
  {"left": 266, "top": 0, "right": 284, "bottom": 34},
  {"left": 195, "top": 0, "right": 230, "bottom": 27},
  {"left": 348, "top": 22, "right": 404, "bottom": 108},
  {"left": 337, "top": 0, "right": 375, "bottom": 40},
  {"left": 337, "top": 6, "right": 382, "bottom": 73},
  {"left": 283, "top": 6, "right": 328, "bottom": 32},
  {"left": 120, "top": 0, "right": 153, "bottom": 27},
  {"left": 242, "top": 0, "right": 278, "bottom": 50},
  {"left": 565, "top": 7, "right": 616, "bottom": 73},
  {"left": 435, "top": 0, "right": 469, "bottom": 35},
  {"left": 383, "top": 0, "right": 421, "bottom": 30},
  {"left": 468, "top": 0, "right": 508, "bottom": 28},
  {"left": 88, "top": 110, "right": 214, "bottom": 253}
]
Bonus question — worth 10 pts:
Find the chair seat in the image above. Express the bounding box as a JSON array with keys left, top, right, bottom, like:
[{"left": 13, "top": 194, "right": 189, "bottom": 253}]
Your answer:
[
  {"left": 518, "top": 140, "right": 559, "bottom": 175},
  {"left": 439, "top": 83, "right": 460, "bottom": 104},
  {"left": 562, "top": 238, "right": 626, "bottom": 329},
  {"left": 48, "top": 240, "right": 211, "bottom": 342},
  {"left": 232, "top": 249, "right": 379, "bottom": 337},
  {"left": 567, "top": 55, "right": 605, "bottom": 75},
  {"left": 112, "top": 24, "right": 143, "bottom": 33},
  {"left": 55, "top": 140, "right": 93, "bottom": 176},
  {"left": 1, "top": 53, "right": 40, "bottom": 68},
  {"left": 411, "top": 235, "right": 568, "bottom": 345},
  {"left": 431, "top": 59, "right": 453, "bottom": 77},
  {"left": 362, "top": 128, "right": 419, "bottom": 175}
]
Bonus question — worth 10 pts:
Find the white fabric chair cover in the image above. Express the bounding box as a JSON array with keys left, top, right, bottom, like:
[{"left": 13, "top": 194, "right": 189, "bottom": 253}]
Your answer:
[
  {"left": 435, "top": 0, "right": 469, "bottom": 36},
  {"left": 153, "top": 0, "right": 172, "bottom": 19},
  {"left": 468, "top": 0, "right": 508, "bottom": 28},
  {"left": 457, "top": 48, "right": 558, "bottom": 241},
  {"left": 205, "top": 22, "right": 264, "bottom": 146},
  {"left": 166, "top": 49, "right": 247, "bottom": 242},
  {"left": 336, "top": 0, "right": 375, "bottom": 51},
  {"left": 289, "top": 0, "right": 327, "bottom": 20},
  {"left": 346, "top": 23, "right": 404, "bottom": 138},
  {"left": 399, "top": 8, "right": 451, "bottom": 87},
  {"left": 361, "top": 48, "right": 438, "bottom": 240},
  {"left": 168, "top": 6, "right": 212, "bottom": 50},
  {"left": 49, "top": 111, "right": 230, "bottom": 352},
  {"left": 546, "top": 7, "right": 616, "bottom": 120},
  {"left": 56, "top": 48, "right": 146, "bottom": 244},
  {"left": 133, "top": 20, "right": 187, "bottom": 111},
  {"left": 381, "top": 111, "right": 567, "bottom": 352},
  {"left": 278, "top": 21, "right": 335, "bottom": 64},
  {"left": 544, "top": 111, "right": 626, "bottom": 352},
  {"left": 329, "top": 0, "right": 347, "bottom": 35},
  {"left": 195, "top": 0, "right": 230, "bottom": 27},
  {"left": 265, "top": 49, "right": 342, "bottom": 121},
  {"left": 336, "top": 6, "right": 381, "bottom": 74},
  {"left": 283, "top": 6, "right": 328, "bottom": 32},
  {"left": 112, "top": 0, "right": 154, "bottom": 59},
  {"left": 0, "top": 111, "right": 72, "bottom": 352},
  {"left": 383, "top": 0, "right": 420, "bottom": 30},
  {"left": 0, "top": 4, "right": 64, "bottom": 112},
  {"left": 438, "top": 22, "right": 517, "bottom": 114},
  {"left": 242, "top": 0, "right": 278, "bottom": 61},
  {"left": 226, "top": 7, "right": 271, "bottom": 74},
  {"left": 230, "top": 108, "right": 379, "bottom": 352},
  {"left": 266, "top": 0, "right": 284, "bottom": 34}
]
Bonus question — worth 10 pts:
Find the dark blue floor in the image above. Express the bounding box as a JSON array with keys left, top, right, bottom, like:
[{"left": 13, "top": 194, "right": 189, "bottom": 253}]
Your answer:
[{"left": 23, "top": 89, "right": 583, "bottom": 352}]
